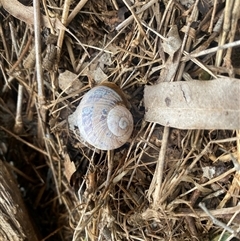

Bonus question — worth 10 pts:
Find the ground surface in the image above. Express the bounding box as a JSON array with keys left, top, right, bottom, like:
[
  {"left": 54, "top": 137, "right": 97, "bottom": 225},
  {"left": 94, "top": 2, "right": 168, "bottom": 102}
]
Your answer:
[{"left": 0, "top": 0, "right": 240, "bottom": 241}]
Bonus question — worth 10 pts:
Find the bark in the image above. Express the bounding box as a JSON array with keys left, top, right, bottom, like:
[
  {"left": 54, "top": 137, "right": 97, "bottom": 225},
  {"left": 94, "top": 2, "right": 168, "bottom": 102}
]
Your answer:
[{"left": 0, "top": 160, "right": 39, "bottom": 241}]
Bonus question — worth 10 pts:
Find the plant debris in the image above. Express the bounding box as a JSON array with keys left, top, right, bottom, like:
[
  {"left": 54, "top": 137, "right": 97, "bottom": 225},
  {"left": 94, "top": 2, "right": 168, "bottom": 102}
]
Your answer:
[
  {"left": 0, "top": 0, "right": 240, "bottom": 241},
  {"left": 144, "top": 77, "right": 240, "bottom": 129}
]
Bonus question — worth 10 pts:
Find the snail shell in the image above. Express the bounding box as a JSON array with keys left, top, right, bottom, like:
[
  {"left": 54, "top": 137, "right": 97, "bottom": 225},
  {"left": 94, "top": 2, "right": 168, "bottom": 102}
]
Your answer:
[{"left": 77, "top": 83, "right": 133, "bottom": 150}]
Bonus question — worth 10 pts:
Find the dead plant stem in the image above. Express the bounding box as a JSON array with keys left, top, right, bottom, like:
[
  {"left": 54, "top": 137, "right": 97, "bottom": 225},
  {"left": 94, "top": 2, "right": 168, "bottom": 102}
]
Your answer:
[
  {"left": 116, "top": 0, "right": 158, "bottom": 31},
  {"left": 224, "top": 0, "right": 240, "bottom": 70},
  {"left": 199, "top": 202, "right": 235, "bottom": 235},
  {"left": 0, "top": 126, "right": 48, "bottom": 156},
  {"left": 14, "top": 84, "right": 23, "bottom": 133},
  {"left": 67, "top": 0, "right": 89, "bottom": 25},
  {"left": 122, "top": 0, "right": 153, "bottom": 51},
  {"left": 176, "top": 0, "right": 199, "bottom": 82},
  {"left": 45, "top": 130, "right": 62, "bottom": 205},
  {"left": 0, "top": 23, "right": 10, "bottom": 61},
  {"left": 183, "top": 40, "right": 240, "bottom": 60},
  {"left": 33, "top": 0, "right": 46, "bottom": 143},
  {"left": 56, "top": 0, "right": 71, "bottom": 62},
  {"left": 237, "top": 130, "right": 240, "bottom": 166},
  {"left": 42, "top": 0, "right": 55, "bottom": 34},
  {"left": 151, "top": 126, "right": 170, "bottom": 209},
  {"left": 127, "top": 122, "right": 156, "bottom": 190},
  {"left": 8, "top": 24, "right": 26, "bottom": 134},
  {"left": 208, "top": 0, "right": 218, "bottom": 33},
  {"left": 8, "top": 35, "right": 33, "bottom": 74},
  {"left": 215, "top": 0, "right": 234, "bottom": 67},
  {"left": 106, "top": 150, "right": 113, "bottom": 186}
]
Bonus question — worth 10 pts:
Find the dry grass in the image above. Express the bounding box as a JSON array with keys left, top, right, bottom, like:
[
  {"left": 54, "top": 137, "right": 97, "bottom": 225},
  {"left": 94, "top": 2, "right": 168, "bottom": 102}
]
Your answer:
[{"left": 0, "top": 0, "right": 240, "bottom": 241}]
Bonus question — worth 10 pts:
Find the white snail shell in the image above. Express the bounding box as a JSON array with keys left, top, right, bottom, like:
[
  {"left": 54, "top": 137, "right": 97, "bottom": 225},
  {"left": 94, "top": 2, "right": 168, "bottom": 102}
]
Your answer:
[{"left": 77, "top": 84, "right": 133, "bottom": 150}]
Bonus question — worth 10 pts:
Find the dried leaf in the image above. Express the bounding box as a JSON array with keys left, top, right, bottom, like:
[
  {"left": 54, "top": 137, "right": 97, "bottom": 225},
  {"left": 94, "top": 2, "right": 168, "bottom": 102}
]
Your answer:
[
  {"left": 144, "top": 78, "right": 240, "bottom": 129},
  {"left": 63, "top": 153, "right": 76, "bottom": 183},
  {"left": 59, "top": 70, "right": 83, "bottom": 94},
  {"left": 23, "top": 47, "right": 36, "bottom": 69},
  {"left": 202, "top": 163, "right": 228, "bottom": 180},
  {"left": 162, "top": 25, "right": 182, "bottom": 59},
  {"left": 92, "top": 67, "right": 108, "bottom": 83},
  {"left": 99, "top": 52, "right": 112, "bottom": 67}
]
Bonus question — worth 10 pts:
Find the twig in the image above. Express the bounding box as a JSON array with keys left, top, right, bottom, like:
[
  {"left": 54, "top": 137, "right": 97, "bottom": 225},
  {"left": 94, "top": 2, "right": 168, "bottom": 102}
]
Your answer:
[
  {"left": 8, "top": 35, "right": 33, "bottom": 74},
  {"left": 9, "top": 22, "right": 24, "bottom": 133},
  {"left": 56, "top": 0, "right": 72, "bottom": 62},
  {"left": 116, "top": 0, "right": 158, "bottom": 31},
  {"left": 0, "top": 24, "right": 10, "bottom": 61},
  {"left": 106, "top": 150, "right": 113, "bottom": 186},
  {"left": 14, "top": 84, "right": 23, "bottom": 133},
  {"left": 9, "top": 22, "right": 19, "bottom": 55},
  {"left": 33, "top": 0, "right": 46, "bottom": 143},
  {"left": 215, "top": 0, "right": 234, "bottom": 67},
  {"left": 143, "top": 205, "right": 240, "bottom": 219},
  {"left": 121, "top": 0, "right": 153, "bottom": 51},
  {"left": 0, "top": 126, "right": 48, "bottom": 156},
  {"left": 219, "top": 202, "right": 240, "bottom": 241},
  {"left": 149, "top": 126, "right": 170, "bottom": 208},
  {"left": 127, "top": 122, "right": 156, "bottom": 190},
  {"left": 198, "top": 202, "right": 236, "bottom": 235},
  {"left": 44, "top": 130, "right": 62, "bottom": 205},
  {"left": 237, "top": 130, "right": 240, "bottom": 169},
  {"left": 183, "top": 40, "right": 240, "bottom": 61},
  {"left": 42, "top": 0, "right": 55, "bottom": 34},
  {"left": 67, "top": 0, "right": 89, "bottom": 25},
  {"left": 208, "top": 0, "right": 218, "bottom": 33},
  {"left": 223, "top": 0, "right": 240, "bottom": 70},
  {"left": 176, "top": 0, "right": 199, "bottom": 82}
]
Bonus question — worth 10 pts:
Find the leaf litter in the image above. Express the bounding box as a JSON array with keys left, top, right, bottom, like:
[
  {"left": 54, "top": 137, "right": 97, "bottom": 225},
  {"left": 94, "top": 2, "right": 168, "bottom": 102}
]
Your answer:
[{"left": 0, "top": 0, "right": 240, "bottom": 241}]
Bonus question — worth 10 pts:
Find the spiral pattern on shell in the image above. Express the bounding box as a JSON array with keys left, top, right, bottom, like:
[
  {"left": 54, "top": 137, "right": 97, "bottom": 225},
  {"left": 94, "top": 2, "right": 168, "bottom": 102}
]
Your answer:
[{"left": 77, "top": 85, "right": 133, "bottom": 150}]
